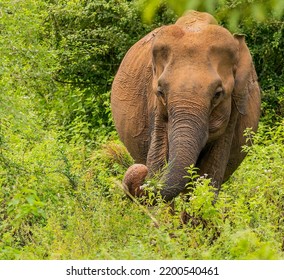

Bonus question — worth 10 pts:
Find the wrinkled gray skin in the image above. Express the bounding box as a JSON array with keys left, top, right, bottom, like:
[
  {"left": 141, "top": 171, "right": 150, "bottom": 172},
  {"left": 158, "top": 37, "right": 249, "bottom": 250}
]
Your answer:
[{"left": 111, "top": 11, "right": 261, "bottom": 201}]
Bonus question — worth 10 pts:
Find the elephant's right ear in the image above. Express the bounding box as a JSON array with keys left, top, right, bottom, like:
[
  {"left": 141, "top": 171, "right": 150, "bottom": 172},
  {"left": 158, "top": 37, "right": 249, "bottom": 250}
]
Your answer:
[{"left": 233, "top": 34, "right": 258, "bottom": 115}]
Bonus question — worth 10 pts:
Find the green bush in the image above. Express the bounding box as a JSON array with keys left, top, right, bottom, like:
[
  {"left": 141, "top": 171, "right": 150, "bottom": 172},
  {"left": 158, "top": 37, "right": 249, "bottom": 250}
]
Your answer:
[
  {"left": 240, "top": 19, "right": 284, "bottom": 123},
  {"left": 44, "top": 0, "right": 175, "bottom": 142}
]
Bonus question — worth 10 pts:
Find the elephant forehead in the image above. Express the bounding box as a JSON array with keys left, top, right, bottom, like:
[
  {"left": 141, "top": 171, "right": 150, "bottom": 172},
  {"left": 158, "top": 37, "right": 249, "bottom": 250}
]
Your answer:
[
  {"left": 154, "top": 24, "right": 186, "bottom": 40},
  {"left": 153, "top": 24, "right": 237, "bottom": 56},
  {"left": 199, "top": 25, "right": 238, "bottom": 51}
]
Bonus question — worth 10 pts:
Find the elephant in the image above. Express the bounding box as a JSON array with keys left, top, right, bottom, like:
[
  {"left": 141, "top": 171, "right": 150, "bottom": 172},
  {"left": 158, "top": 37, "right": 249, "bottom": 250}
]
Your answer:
[{"left": 111, "top": 11, "right": 261, "bottom": 202}]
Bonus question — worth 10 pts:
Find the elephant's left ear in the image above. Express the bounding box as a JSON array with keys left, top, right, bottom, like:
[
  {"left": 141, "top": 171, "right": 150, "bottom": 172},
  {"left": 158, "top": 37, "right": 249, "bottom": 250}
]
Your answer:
[{"left": 233, "top": 34, "right": 259, "bottom": 115}]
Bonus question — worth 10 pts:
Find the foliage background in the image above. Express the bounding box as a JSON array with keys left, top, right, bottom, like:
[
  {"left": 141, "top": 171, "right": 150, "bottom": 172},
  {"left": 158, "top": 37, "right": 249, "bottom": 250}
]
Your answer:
[{"left": 0, "top": 0, "right": 283, "bottom": 259}]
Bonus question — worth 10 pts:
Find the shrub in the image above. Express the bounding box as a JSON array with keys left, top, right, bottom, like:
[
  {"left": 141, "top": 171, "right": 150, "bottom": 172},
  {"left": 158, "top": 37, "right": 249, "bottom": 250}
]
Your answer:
[{"left": 44, "top": 0, "right": 175, "bottom": 142}]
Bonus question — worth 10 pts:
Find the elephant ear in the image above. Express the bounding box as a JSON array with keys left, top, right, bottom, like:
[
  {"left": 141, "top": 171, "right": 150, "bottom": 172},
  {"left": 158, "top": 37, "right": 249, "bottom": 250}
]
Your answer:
[{"left": 233, "top": 34, "right": 258, "bottom": 115}]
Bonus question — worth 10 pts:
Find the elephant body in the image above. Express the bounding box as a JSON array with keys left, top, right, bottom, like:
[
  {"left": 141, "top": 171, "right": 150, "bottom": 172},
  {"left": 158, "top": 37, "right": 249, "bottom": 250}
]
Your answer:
[{"left": 111, "top": 11, "right": 261, "bottom": 201}]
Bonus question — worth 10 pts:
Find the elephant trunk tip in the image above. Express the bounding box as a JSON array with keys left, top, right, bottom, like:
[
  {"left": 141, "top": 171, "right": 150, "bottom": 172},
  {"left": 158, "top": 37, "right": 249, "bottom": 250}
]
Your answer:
[{"left": 123, "top": 164, "right": 148, "bottom": 198}]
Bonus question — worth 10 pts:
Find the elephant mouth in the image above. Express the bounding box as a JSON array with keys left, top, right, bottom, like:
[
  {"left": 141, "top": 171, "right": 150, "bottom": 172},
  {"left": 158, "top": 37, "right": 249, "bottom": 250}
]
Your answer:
[{"left": 195, "top": 143, "right": 211, "bottom": 168}]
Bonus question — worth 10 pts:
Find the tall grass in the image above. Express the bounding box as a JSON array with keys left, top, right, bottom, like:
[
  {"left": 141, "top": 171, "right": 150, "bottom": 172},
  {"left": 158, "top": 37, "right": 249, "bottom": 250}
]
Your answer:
[{"left": 1, "top": 115, "right": 283, "bottom": 259}]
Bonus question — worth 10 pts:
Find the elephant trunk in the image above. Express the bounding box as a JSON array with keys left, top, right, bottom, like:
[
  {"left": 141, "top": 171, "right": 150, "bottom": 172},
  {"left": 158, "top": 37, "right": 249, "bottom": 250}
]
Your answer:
[{"left": 160, "top": 104, "right": 209, "bottom": 201}]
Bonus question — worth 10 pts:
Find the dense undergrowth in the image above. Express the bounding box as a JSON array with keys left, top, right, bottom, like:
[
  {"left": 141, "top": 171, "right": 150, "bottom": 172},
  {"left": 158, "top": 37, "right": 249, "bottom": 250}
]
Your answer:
[
  {"left": 1, "top": 118, "right": 283, "bottom": 259},
  {"left": 0, "top": 0, "right": 284, "bottom": 259}
]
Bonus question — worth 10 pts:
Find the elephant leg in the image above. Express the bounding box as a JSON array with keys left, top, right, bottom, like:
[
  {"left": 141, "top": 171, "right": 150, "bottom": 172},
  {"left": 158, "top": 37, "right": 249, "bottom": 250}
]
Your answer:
[
  {"left": 225, "top": 90, "right": 261, "bottom": 181},
  {"left": 123, "top": 113, "right": 168, "bottom": 199},
  {"left": 197, "top": 102, "right": 240, "bottom": 193}
]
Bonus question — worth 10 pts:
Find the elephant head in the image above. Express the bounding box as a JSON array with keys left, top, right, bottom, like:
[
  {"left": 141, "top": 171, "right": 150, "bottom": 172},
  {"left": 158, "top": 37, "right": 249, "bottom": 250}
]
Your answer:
[{"left": 117, "top": 12, "right": 260, "bottom": 202}]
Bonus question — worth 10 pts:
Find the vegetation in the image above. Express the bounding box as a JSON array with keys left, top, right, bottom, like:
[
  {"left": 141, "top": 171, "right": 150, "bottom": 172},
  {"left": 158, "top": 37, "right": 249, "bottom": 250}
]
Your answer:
[
  {"left": 140, "top": 0, "right": 284, "bottom": 29},
  {"left": 0, "top": 0, "right": 283, "bottom": 259}
]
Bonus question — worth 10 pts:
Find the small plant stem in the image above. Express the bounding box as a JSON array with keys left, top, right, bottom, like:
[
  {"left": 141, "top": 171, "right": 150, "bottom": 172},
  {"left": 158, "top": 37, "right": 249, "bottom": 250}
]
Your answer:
[{"left": 113, "top": 179, "right": 160, "bottom": 228}]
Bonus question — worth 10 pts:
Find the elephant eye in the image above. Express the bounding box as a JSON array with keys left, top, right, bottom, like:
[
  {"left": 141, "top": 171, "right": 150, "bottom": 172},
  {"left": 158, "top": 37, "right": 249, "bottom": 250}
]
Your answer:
[
  {"left": 214, "top": 88, "right": 223, "bottom": 100},
  {"left": 156, "top": 86, "right": 166, "bottom": 106},
  {"left": 212, "top": 88, "right": 224, "bottom": 107},
  {"left": 157, "top": 90, "right": 164, "bottom": 97},
  {"left": 157, "top": 86, "right": 165, "bottom": 98}
]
